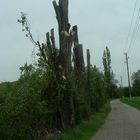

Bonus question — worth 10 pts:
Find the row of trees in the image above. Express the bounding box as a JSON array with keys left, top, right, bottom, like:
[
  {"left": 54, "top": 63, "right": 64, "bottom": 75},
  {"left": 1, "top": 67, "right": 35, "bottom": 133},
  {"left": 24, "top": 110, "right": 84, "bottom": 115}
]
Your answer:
[
  {"left": 0, "top": 0, "right": 117, "bottom": 139},
  {"left": 0, "top": 49, "right": 117, "bottom": 139}
]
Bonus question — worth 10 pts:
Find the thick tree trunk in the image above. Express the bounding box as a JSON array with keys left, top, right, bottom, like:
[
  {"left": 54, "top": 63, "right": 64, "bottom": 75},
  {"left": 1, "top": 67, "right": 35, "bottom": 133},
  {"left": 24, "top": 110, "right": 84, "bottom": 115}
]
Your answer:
[
  {"left": 53, "top": 0, "right": 72, "bottom": 76},
  {"left": 52, "top": 0, "right": 74, "bottom": 130},
  {"left": 73, "top": 44, "right": 85, "bottom": 77},
  {"left": 73, "top": 26, "right": 85, "bottom": 81}
]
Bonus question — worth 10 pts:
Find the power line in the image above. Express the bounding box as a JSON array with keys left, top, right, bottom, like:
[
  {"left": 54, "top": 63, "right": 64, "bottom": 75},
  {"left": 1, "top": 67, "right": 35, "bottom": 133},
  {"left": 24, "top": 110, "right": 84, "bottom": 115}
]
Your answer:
[
  {"left": 128, "top": 7, "right": 140, "bottom": 55},
  {"left": 124, "top": 0, "right": 138, "bottom": 52},
  {"left": 128, "top": 22, "right": 140, "bottom": 56},
  {"left": 122, "top": 0, "right": 139, "bottom": 89}
]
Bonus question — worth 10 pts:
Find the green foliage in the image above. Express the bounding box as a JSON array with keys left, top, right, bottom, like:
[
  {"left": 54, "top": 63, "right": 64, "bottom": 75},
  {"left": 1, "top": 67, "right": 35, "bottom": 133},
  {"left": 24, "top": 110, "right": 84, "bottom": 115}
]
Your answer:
[
  {"left": 122, "top": 87, "right": 129, "bottom": 97},
  {"left": 0, "top": 9, "right": 116, "bottom": 139},
  {"left": 115, "top": 87, "right": 124, "bottom": 98},
  {"left": 89, "top": 66, "right": 107, "bottom": 111},
  {"left": 102, "top": 47, "right": 117, "bottom": 98},
  {"left": 121, "top": 97, "right": 140, "bottom": 110},
  {"left": 0, "top": 81, "right": 17, "bottom": 95},
  {"left": 103, "top": 47, "right": 111, "bottom": 84},
  {"left": 56, "top": 102, "right": 111, "bottom": 140},
  {"left": 131, "top": 70, "right": 140, "bottom": 96},
  {"left": 0, "top": 61, "right": 111, "bottom": 139},
  {"left": 0, "top": 65, "right": 49, "bottom": 139},
  {"left": 0, "top": 91, "right": 48, "bottom": 140}
]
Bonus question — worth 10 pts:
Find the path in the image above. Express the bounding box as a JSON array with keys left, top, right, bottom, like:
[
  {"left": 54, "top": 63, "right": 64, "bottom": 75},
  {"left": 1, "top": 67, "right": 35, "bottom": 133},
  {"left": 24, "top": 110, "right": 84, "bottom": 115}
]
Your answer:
[{"left": 92, "top": 100, "right": 140, "bottom": 140}]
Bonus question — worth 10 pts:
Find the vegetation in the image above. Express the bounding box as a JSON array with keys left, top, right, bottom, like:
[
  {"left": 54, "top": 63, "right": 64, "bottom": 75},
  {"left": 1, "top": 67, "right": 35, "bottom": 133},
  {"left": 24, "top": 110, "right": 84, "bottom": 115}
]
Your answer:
[
  {"left": 0, "top": 64, "right": 112, "bottom": 139},
  {"left": 0, "top": 0, "right": 117, "bottom": 139},
  {"left": 122, "top": 70, "right": 140, "bottom": 98},
  {"left": 57, "top": 102, "right": 111, "bottom": 140},
  {"left": 121, "top": 97, "right": 140, "bottom": 110},
  {"left": 102, "top": 47, "right": 118, "bottom": 98},
  {"left": 131, "top": 70, "right": 140, "bottom": 96}
]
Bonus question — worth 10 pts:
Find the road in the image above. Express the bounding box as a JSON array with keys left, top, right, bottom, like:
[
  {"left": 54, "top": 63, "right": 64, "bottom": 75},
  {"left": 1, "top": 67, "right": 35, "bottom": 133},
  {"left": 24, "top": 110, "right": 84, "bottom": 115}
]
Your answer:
[{"left": 92, "top": 100, "right": 140, "bottom": 140}]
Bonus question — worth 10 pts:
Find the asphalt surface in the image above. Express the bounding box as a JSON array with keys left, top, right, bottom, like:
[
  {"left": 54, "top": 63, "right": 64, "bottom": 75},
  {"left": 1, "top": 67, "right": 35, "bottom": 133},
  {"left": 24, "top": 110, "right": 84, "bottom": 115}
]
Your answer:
[{"left": 92, "top": 99, "right": 140, "bottom": 140}]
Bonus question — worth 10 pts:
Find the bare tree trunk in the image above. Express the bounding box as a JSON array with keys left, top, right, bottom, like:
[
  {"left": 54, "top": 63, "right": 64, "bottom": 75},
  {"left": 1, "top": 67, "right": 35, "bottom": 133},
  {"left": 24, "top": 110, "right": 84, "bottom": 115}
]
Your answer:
[
  {"left": 52, "top": 0, "right": 74, "bottom": 130},
  {"left": 53, "top": 0, "right": 72, "bottom": 76},
  {"left": 87, "top": 49, "right": 92, "bottom": 107},
  {"left": 73, "top": 44, "right": 85, "bottom": 77},
  {"left": 73, "top": 26, "right": 85, "bottom": 81},
  {"left": 87, "top": 49, "right": 90, "bottom": 88}
]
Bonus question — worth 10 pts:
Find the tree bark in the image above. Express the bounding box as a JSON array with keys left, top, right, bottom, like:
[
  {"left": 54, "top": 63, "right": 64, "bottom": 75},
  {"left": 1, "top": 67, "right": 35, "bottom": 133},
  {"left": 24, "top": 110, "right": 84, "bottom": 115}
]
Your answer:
[
  {"left": 87, "top": 49, "right": 90, "bottom": 86},
  {"left": 87, "top": 49, "right": 92, "bottom": 107},
  {"left": 53, "top": 0, "right": 72, "bottom": 76},
  {"left": 73, "top": 44, "right": 85, "bottom": 77}
]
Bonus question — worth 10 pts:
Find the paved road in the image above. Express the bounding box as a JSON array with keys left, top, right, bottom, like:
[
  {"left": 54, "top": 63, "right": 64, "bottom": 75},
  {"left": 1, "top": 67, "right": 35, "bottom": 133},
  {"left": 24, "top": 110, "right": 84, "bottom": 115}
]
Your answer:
[{"left": 92, "top": 100, "right": 140, "bottom": 140}]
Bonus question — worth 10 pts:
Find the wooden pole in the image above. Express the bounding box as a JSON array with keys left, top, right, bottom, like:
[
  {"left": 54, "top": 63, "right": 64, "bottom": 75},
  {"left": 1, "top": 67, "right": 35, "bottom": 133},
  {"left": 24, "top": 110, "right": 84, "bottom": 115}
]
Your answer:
[{"left": 124, "top": 52, "right": 132, "bottom": 99}]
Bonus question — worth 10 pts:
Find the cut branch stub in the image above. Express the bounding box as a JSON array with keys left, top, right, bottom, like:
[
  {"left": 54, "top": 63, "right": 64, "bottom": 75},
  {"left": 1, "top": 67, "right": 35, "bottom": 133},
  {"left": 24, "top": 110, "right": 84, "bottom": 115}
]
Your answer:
[
  {"left": 53, "top": 1, "right": 61, "bottom": 26},
  {"left": 46, "top": 32, "right": 52, "bottom": 59},
  {"left": 40, "top": 43, "right": 48, "bottom": 64},
  {"left": 87, "top": 49, "right": 90, "bottom": 86},
  {"left": 73, "top": 44, "right": 85, "bottom": 75},
  {"left": 50, "top": 29, "right": 56, "bottom": 50},
  {"left": 72, "top": 25, "right": 79, "bottom": 46}
]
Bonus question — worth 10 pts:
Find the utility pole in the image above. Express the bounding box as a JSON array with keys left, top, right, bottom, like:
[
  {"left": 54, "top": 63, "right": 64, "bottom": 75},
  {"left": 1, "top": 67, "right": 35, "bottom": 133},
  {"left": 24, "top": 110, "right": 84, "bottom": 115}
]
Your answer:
[{"left": 124, "top": 52, "right": 132, "bottom": 99}]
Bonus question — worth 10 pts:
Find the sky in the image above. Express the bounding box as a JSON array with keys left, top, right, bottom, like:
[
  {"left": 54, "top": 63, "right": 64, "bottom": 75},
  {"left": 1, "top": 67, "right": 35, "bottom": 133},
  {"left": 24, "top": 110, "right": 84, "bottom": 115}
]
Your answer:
[{"left": 0, "top": 0, "right": 140, "bottom": 86}]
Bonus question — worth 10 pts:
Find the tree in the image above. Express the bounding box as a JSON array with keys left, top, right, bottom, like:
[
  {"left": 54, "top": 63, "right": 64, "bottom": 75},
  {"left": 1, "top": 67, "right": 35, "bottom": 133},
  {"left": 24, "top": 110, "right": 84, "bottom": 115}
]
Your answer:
[
  {"left": 0, "top": 0, "right": 111, "bottom": 139},
  {"left": 131, "top": 70, "right": 140, "bottom": 96},
  {"left": 103, "top": 47, "right": 111, "bottom": 84},
  {"left": 90, "top": 66, "right": 107, "bottom": 111},
  {"left": 102, "top": 47, "right": 117, "bottom": 98}
]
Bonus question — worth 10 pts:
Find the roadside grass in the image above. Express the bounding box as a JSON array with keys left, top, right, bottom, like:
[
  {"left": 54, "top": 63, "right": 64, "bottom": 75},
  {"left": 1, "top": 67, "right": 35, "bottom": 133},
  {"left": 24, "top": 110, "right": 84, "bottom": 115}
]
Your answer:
[
  {"left": 121, "top": 97, "right": 140, "bottom": 110},
  {"left": 56, "top": 102, "right": 111, "bottom": 140}
]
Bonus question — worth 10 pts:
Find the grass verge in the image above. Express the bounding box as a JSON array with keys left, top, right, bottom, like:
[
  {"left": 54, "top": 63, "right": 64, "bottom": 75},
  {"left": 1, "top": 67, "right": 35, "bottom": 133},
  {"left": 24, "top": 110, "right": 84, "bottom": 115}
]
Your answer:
[
  {"left": 56, "top": 102, "right": 111, "bottom": 140},
  {"left": 121, "top": 97, "right": 140, "bottom": 110}
]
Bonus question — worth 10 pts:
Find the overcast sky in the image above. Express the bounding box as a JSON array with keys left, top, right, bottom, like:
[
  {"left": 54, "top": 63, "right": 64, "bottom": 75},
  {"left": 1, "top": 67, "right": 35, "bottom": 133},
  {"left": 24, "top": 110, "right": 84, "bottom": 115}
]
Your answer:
[{"left": 0, "top": 0, "right": 140, "bottom": 86}]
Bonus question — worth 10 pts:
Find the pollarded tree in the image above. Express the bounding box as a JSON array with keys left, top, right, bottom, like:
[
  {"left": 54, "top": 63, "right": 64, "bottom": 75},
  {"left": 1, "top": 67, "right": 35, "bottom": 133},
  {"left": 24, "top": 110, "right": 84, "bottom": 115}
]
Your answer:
[{"left": 17, "top": 0, "right": 90, "bottom": 132}]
